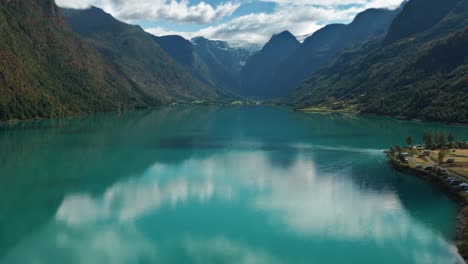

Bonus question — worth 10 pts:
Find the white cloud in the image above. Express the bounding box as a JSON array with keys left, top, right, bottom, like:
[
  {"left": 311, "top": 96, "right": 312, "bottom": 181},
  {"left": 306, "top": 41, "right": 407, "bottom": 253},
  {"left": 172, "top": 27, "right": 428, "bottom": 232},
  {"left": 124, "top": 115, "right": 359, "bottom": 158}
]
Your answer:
[
  {"left": 56, "top": 0, "right": 240, "bottom": 24},
  {"left": 57, "top": 0, "right": 404, "bottom": 46},
  {"left": 261, "top": 0, "right": 403, "bottom": 9},
  {"left": 56, "top": 0, "right": 96, "bottom": 9},
  {"left": 146, "top": 0, "right": 404, "bottom": 46}
]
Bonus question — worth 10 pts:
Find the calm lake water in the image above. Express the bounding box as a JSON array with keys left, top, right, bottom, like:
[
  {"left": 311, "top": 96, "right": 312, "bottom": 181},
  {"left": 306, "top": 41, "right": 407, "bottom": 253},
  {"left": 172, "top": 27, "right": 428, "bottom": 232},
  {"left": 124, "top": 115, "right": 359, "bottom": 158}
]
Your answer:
[{"left": 1, "top": 106, "right": 468, "bottom": 264}]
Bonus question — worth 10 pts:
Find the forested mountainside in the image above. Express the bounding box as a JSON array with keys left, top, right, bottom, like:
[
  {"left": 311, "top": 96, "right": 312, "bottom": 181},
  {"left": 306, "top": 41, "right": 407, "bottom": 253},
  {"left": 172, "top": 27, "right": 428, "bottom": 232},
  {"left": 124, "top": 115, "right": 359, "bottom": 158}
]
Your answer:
[
  {"left": 290, "top": 0, "right": 468, "bottom": 123},
  {"left": 237, "top": 7, "right": 401, "bottom": 99},
  {"left": 272, "top": 7, "right": 402, "bottom": 98},
  {"left": 2, "top": 0, "right": 466, "bottom": 123},
  {"left": 0, "top": 0, "right": 141, "bottom": 120},
  {"left": 151, "top": 35, "right": 251, "bottom": 94},
  {"left": 0, "top": 0, "right": 222, "bottom": 121},
  {"left": 62, "top": 7, "right": 220, "bottom": 103}
]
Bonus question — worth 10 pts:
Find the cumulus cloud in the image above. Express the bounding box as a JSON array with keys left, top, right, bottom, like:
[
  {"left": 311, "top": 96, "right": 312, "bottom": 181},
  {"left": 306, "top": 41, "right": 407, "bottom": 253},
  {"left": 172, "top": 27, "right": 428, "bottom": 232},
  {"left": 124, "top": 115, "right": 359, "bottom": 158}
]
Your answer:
[
  {"left": 56, "top": 0, "right": 240, "bottom": 24},
  {"left": 57, "top": 0, "right": 405, "bottom": 46},
  {"left": 146, "top": 0, "right": 404, "bottom": 46},
  {"left": 147, "top": 4, "right": 361, "bottom": 46}
]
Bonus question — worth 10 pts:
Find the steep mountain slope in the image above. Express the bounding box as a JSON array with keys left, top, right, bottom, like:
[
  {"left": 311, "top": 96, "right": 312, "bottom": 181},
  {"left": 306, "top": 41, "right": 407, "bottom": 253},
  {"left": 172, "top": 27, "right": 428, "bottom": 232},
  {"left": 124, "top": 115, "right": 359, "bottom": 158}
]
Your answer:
[
  {"left": 239, "top": 31, "right": 300, "bottom": 98},
  {"left": 192, "top": 37, "right": 252, "bottom": 93},
  {"left": 150, "top": 35, "right": 215, "bottom": 89},
  {"left": 271, "top": 7, "right": 401, "bottom": 98},
  {"left": 385, "top": 0, "right": 460, "bottom": 43},
  {"left": 62, "top": 7, "right": 219, "bottom": 103},
  {"left": 0, "top": 0, "right": 146, "bottom": 120},
  {"left": 290, "top": 0, "right": 468, "bottom": 123},
  {"left": 151, "top": 35, "right": 250, "bottom": 95},
  {"left": 150, "top": 35, "right": 194, "bottom": 68}
]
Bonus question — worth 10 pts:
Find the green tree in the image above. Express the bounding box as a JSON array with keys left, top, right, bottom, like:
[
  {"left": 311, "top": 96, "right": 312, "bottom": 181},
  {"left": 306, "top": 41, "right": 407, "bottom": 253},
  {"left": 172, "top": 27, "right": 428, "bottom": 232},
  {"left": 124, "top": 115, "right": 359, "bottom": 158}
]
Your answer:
[
  {"left": 435, "top": 132, "right": 446, "bottom": 147},
  {"left": 406, "top": 136, "right": 413, "bottom": 146},
  {"left": 395, "top": 145, "right": 403, "bottom": 155},
  {"left": 423, "top": 132, "right": 433, "bottom": 147},
  {"left": 448, "top": 132, "right": 455, "bottom": 143},
  {"left": 438, "top": 148, "right": 447, "bottom": 164}
]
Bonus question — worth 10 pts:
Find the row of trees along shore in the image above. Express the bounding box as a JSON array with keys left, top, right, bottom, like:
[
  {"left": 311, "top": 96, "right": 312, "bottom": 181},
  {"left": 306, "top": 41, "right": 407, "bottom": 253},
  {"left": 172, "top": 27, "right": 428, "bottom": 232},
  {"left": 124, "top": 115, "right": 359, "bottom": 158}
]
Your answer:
[
  {"left": 390, "top": 132, "right": 467, "bottom": 164},
  {"left": 405, "top": 132, "right": 467, "bottom": 150}
]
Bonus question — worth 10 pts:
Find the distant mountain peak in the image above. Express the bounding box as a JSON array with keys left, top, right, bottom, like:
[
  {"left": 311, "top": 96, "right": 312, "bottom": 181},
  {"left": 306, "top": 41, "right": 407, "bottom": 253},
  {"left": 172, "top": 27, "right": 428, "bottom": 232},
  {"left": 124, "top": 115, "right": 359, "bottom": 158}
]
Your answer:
[
  {"left": 270, "top": 30, "right": 298, "bottom": 42},
  {"left": 262, "top": 30, "right": 299, "bottom": 52},
  {"left": 81, "top": 5, "right": 108, "bottom": 15}
]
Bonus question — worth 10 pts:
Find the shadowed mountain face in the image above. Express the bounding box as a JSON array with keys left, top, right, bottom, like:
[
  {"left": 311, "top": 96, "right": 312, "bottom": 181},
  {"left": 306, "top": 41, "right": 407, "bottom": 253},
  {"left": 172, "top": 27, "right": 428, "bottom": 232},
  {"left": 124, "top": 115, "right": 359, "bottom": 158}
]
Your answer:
[
  {"left": 191, "top": 37, "right": 253, "bottom": 93},
  {"left": 0, "top": 0, "right": 148, "bottom": 120},
  {"left": 239, "top": 31, "right": 300, "bottom": 99},
  {"left": 269, "top": 8, "right": 401, "bottom": 99},
  {"left": 385, "top": 0, "right": 460, "bottom": 43},
  {"left": 151, "top": 35, "right": 252, "bottom": 95},
  {"left": 235, "top": 8, "right": 400, "bottom": 100},
  {"left": 62, "top": 7, "right": 220, "bottom": 103},
  {"left": 289, "top": 0, "right": 468, "bottom": 123},
  {"left": 150, "top": 35, "right": 194, "bottom": 68}
]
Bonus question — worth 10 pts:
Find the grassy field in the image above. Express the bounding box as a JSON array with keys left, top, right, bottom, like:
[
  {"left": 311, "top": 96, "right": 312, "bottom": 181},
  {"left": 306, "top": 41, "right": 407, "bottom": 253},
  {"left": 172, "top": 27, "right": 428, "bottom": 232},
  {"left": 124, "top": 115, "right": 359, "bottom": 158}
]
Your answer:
[
  {"left": 431, "top": 149, "right": 468, "bottom": 178},
  {"left": 298, "top": 105, "right": 359, "bottom": 113},
  {"left": 397, "top": 148, "right": 468, "bottom": 178}
]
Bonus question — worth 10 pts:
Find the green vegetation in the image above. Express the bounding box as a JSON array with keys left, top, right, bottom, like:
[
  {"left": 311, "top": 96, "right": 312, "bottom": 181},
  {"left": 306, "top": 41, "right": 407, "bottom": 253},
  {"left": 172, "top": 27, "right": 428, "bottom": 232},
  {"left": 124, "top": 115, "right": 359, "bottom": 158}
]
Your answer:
[
  {"left": 0, "top": 3, "right": 224, "bottom": 122},
  {"left": 0, "top": 0, "right": 142, "bottom": 120},
  {"left": 387, "top": 131, "right": 468, "bottom": 259},
  {"left": 299, "top": 105, "right": 359, "bottom": 113},
  {"left": 438, "top": 148, "right": 448, "bottom": 163},
  {"left": 289, "top": 0, "right": 468, "bottom": 123},
  {"left": 406, "top": 136, "right": 413, "bottom": 146},
  {"left": 449, "top": 132, "right": 456, "bottom": 144},
  {"left": 423, "top": 132, "right": 434, "bottom": 146},
  {"left": 271, "top": 8, "right": 401, "bottom": 98},
  {"left": 62, "top": 7, "right": 220, "bottom": 104}
]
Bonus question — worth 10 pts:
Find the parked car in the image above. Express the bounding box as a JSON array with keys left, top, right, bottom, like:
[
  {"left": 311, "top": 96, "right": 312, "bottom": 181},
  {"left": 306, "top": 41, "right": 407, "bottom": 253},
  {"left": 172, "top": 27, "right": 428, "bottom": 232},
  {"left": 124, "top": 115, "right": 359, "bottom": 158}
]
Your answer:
[
  {"left": 416, "top": 164, "right": 423, "bottom": 169},
  {"left": 438, "top": 169, "right": 448, "bottom": 176},
  {"left": 424, "top": 166, "right": 434, "bottom": 171},
  {"left": 447, "top": 158, "right": 455, "bottom": 164},
  {"left": 450, "top": 180, "right": 462, "bottom": 186}
]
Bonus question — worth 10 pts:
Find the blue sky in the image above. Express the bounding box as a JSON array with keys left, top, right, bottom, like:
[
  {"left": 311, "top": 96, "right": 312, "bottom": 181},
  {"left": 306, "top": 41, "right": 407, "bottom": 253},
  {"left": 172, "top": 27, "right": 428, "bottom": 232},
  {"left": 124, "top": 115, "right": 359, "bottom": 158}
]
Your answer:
[{"left": 56, "top": 0, "right": 404, "bottom": 47}]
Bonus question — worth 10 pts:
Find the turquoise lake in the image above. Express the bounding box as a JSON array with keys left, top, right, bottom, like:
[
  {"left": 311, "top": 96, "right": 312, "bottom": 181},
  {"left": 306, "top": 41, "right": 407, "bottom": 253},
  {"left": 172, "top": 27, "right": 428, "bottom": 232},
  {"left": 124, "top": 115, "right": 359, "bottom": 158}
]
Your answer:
[{"left": 1, "top": 106, "right": 468, "bottom": 264}]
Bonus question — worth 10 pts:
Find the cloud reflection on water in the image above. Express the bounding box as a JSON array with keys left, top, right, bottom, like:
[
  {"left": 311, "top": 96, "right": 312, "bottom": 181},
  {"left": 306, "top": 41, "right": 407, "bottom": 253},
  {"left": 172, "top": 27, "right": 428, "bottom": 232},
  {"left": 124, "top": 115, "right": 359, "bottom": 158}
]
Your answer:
[
  {"left": 56, "top": 151, "right": 454, "bottom": 243},
  {"left": 1, "top": 149, "right": 463, "bottom": 263}
]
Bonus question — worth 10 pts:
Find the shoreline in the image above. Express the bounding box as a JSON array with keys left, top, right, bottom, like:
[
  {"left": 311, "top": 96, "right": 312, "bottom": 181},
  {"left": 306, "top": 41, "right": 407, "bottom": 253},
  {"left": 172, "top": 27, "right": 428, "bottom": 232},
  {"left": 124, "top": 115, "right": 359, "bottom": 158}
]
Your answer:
[
  {"left": 388, "top": 158, "right": 468, "bottom": 261},
  {"left": 296, "top": 107, "right": 468, "bottom": 127},
  {"left": 0, "top": 101, "right": 258, "bottom": 125},
  {"left": 2, "top": 104, "right": 468, "bottom": 127}
]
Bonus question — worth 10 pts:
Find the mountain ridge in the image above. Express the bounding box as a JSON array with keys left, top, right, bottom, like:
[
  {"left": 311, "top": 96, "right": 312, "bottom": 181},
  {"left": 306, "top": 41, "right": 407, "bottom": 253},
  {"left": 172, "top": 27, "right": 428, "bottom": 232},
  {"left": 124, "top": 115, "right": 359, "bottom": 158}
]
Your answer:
[
  {"left": 269, "top": 7, "right": 402, "bottom": 98},
  {"left": 0, "top": 0, "right": 144, "bottom": 120},
  {"left": 62, "top": 6, "right": 220, "bottom": 103},
  {"left": 239, "top": 30, "right": 300, "bottom": 98},
  {"left": 289, "top": 0, "right": 468, "bottom": 123}
]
